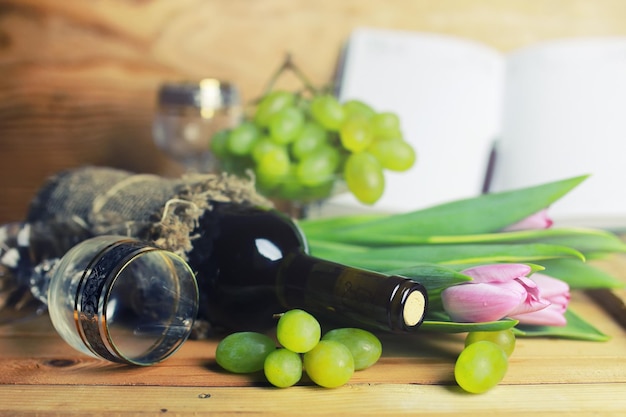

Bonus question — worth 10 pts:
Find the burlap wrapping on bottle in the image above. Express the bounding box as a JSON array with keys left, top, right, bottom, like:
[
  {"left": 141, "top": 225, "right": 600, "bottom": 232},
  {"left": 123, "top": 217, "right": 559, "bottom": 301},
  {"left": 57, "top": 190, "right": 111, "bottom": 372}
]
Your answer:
[{"left": 26, "top": 166, "right": 271, "bottom": 258}]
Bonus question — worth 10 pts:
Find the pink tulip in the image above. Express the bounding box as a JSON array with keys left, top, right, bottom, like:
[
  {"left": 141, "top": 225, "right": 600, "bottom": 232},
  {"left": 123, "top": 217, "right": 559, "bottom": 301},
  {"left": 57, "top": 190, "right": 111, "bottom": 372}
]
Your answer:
[
  {"left": 503, "top": 209, "right": 553, "bottom": 231},
  {"left": 510, "top": 273, "right": 570, "bottom": 326},
  {"left": 441, "top": 264, "right": 569, "bottom": 326}
]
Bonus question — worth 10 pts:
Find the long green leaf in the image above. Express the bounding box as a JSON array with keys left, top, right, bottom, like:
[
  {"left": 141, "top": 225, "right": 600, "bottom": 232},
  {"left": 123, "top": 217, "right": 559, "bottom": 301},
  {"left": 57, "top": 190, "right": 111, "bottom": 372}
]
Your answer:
[
  {"left": 310, "top": 243, "right": 585, "bottom": 272},
  {"left": 513, "top": 309, "right": 609, "bottom": 341},
  {"left": 421, "top": 311, "right": 518, "bottom": 332},
  {"left": 536, "top": 258, "right": 625, "bottom": 289},
  {"left": 298, "top": 214, "right": 384, "bottom": 236},
  {"left": 382, "top": 263, "right": 473, "bottom": 292},
  {"left": 304, "top": 226, "right": 626, "bottom": 253},
  {"left": 304, "top": 175, "right": 588, "bottom": 239}
]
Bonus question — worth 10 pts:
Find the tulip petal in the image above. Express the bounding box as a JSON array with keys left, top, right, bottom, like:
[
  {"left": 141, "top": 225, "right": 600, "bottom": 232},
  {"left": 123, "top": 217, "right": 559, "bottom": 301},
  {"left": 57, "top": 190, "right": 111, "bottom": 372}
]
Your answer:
[
  {"left": 531, "top": 273, "right": 571, "bottom": 300},
  {"left": 512, "top": 304, "right": 568, "bottom": 326},
  {"left": 441, "top": 282, "right": 525, "bottom": 323},
  {"left": 504, "top": 209, "right": 553, "bottom": 231},
  {"left": 461, "top": 263, "right": 532, "bottom": 284}
]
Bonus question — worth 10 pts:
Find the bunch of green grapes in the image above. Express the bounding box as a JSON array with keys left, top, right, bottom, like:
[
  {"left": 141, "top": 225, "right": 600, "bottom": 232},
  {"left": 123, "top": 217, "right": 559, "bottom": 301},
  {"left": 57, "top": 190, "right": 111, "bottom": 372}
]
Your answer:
[
  {"left": 214, "top": 309, "right": 383, "bottom": 388},
  {"left": 454, "top": 329, "right": 516, "bottom": 394},
  {"left": 210, "top": 91, "right": 416, "bottom": 204}
]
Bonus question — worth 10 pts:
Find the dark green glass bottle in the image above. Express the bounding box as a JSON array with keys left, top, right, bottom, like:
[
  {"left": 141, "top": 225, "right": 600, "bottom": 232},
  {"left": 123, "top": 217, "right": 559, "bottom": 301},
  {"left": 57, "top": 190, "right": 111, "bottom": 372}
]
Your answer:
[{"left": 189, "top": 203, "right": 428, "bottom": 332}]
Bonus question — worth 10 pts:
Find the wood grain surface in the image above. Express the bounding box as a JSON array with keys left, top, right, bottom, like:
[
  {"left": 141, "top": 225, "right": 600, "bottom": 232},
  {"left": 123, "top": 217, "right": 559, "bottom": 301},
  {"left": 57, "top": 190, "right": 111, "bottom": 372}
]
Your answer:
[
  {"left": 1, "top": 276, "right": 626, "bottom": 416},
  {"left": 2, "top": 0, "right": 626, "bottom": 223}
]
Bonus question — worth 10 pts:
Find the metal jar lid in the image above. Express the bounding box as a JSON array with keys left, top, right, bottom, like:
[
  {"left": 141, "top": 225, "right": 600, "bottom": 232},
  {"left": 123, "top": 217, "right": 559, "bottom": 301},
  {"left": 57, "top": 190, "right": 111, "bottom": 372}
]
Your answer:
[{"left": 157, "top": 79, "right": 240, "bottom": 111}]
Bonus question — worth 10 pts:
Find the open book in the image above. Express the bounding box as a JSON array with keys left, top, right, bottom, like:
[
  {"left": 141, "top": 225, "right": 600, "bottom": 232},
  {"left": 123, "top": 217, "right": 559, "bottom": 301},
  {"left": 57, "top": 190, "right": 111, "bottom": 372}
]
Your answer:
[{"left": 319, "top": 28, "right": 626, "bottom": 230}]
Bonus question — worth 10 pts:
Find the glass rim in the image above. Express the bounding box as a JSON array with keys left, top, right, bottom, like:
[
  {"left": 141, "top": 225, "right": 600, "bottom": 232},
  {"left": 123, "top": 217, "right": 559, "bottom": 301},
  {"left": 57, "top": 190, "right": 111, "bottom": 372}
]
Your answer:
[{"left": 74, "top": 239, "right": 198, "bottom": 366}]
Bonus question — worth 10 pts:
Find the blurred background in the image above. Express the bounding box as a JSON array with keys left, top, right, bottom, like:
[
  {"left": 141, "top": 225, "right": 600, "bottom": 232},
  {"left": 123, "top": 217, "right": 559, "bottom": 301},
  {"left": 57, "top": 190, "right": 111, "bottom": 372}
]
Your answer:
[{"left": 1, "top": 0, "right": 626, "bottom": 223}]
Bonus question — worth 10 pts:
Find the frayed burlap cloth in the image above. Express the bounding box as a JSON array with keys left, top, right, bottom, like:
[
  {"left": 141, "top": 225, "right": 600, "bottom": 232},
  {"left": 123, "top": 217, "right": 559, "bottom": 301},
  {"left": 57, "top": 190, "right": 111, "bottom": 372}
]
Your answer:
[{"left": 26, "top": 166, "right": 271, "bottom": 259}]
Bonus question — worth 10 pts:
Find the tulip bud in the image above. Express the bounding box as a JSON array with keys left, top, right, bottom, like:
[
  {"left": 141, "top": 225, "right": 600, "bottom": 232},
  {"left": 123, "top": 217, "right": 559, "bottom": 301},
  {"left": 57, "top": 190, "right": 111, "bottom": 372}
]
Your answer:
[{"left": 441, "top": 264, "right": 569, "bottom": 326}]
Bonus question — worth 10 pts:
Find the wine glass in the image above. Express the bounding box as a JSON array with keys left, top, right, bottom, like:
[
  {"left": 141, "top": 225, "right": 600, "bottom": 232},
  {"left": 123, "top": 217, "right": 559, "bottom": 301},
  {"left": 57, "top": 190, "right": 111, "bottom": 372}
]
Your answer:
[{"left": 152, "top": 79, "right": 242, "bottom": 173}]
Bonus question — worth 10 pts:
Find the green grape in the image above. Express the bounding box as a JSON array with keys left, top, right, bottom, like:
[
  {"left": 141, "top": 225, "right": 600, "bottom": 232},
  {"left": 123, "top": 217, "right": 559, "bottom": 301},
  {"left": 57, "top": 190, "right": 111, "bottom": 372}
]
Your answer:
[
  {"left": 291, "top": 122, "right": 328, "bottom": 160},
  {"left": 268, "top": 107, "right": 305, "bottom": 145},
  {"left": 465, "top": 330, "right": 516, "bottom": 357},
  {"left": 303, "top": 340, "right": 355, "bottom": 388},
  {"left": 322, "top": 328, "right": 382, "bottom": 371},
  {"left": 255, "top": 147, "right": 291, "bottom": 189},
  {"left": 252, "top": 136, "right": 283, "bottom": 163},
  {"left": 310, "top": 94, "right": 345, "bottom": 131},
  {"left": 215, "top": 332, "right": 276, "bottom": 374},
  {"left": 371, "top": 112, "right": 401, "bottom": 139},
  {"left": 339, "top": 116, "right": 374, "bottom": 152},
  {"left": 368, "top": 138, "right": 416, "bottom": 172},
  {"left": 295, "top": 145, "right": 340, "bottom": 187},
  {"left": 254, "top": 90, "right": 296, "bottom": 127},
  {"left": 264, "top": 348, "right": 303, "bottom": 388},
  {"left": 276, "top": 309, "right": 321, "bottom": 353},
  {"left": 454, "top": 340, "right": 508, "bottom": 394},
  {"left": 227, "top": 122, "right": 259, "bottom": 156},
  {"left": 210, "top": 129, "right": 230, "bottom": 159},
  {"left": 342, "top": 99, "right": 376, "bottom": 119},
  {"left": 302, "top": 179, "right": 335, "bottom": 201},
  {"left": 218, "top": 155, "right": 253, "bottom": 177},
  {"left": 344, "top": 152, "right": 385, "bottom": 205}
]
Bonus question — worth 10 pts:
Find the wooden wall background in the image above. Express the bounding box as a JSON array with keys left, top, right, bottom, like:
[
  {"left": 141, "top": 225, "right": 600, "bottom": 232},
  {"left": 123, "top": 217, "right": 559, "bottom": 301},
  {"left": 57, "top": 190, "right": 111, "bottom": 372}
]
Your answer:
[{"left": 1, "top": 0, "right": 626, "bottom": 223}]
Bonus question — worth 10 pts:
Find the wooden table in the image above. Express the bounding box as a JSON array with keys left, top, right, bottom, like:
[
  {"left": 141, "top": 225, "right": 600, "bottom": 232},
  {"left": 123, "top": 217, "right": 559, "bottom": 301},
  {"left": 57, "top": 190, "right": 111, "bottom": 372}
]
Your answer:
[{"left": 1, "top": 257, "right": 626, "bottom": 416}]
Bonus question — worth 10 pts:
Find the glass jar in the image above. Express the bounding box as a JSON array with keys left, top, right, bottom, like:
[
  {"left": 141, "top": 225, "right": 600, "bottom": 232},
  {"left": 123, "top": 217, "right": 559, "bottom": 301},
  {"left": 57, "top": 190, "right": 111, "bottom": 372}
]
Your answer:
[
  {"left": 152, "top": 79, "right": 242, "bottom": 172},
  {"left": 47, "top": 236, "right": 199, "bottom": 366}
]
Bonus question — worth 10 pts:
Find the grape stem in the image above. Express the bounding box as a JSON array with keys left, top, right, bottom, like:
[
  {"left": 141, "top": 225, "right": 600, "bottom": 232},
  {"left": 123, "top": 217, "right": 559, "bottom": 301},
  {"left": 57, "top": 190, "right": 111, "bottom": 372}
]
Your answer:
[{"left": 261, "top": 53, "right": 322, "bottom": 98}]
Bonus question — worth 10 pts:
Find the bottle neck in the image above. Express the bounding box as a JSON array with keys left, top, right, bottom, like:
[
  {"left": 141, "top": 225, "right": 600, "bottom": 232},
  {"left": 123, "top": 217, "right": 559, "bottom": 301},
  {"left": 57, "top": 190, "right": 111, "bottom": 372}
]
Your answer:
[
  {"left": 277, "top": 251, "right": 428, "bottom": 332},
  {"left": 191, "top": 202, "right": 428, "bottom": 333}
]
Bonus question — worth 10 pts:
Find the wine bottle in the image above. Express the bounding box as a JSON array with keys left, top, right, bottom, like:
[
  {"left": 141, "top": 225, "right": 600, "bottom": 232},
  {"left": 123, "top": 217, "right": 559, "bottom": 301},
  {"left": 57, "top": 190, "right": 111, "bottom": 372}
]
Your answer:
[
  {"left": 187, "top": 202, "right": 428, "bottom": 332},
  {"left": 0, "top": 167, "right": 427, "bottom": 337}
]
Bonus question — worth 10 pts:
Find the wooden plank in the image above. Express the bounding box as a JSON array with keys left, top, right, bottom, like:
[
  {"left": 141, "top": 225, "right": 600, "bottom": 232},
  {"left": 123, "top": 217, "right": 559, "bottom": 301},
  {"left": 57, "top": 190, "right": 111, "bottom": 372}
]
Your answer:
[
  {"left": 589, "top": 253, "right": 626, "bottom": 330},
  {"left": 0, "top": 292, "right": 625, "bottom": 388},
  {"left": 1, "top": 383, "right": 626, "bottom": 417}
]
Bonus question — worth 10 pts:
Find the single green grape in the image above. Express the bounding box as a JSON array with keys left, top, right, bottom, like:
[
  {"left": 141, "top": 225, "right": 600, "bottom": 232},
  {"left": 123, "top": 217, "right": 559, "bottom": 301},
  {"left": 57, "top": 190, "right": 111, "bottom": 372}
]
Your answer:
[
  {"left": 251, "top": 136, "right": 283, "bottom": 163},
  {"left": 217, "top": 154, "right": 252, "bottom": 177},
  {"left": 454, "top": 340, "right": 509, "bottom": 394},
  {"left": 371, "top": 112, "right": 401, "bottom": 139},
  {"left": 322, "top": 328, "right": 382, "bottom": 370},
  {"left": 295, "top": 145, "right": 340, "bottom": 187},
  {"left": 342, "top": 99, "right": 376, "bottom": 119},
  {"left": 291, "top": 122, "right": 328, "bottom": 160},
  {"left": 254, "top": 90, "right": 296, "bottom": 127},
  {"left": 215, "top": 332, "right": 276, "bottom": 374},
  {"left": 465, "top": 329, "right": 516, "bottom": 357},
  {"left": 303, "top": 340, "right": 355, "bottom": 388},
  {"left": 255, "top": 147, "right": 291, "bottom": 189},
  {"left": 227, "top": 122, "right": 259, "bottom": 156},
  {"left": 264, "top": 348, "right": 303, "bottom": 388},
  {"left": 271, "top": 165, "right": 304, "bottom": 199},
  {"left": 310, "top": 94, "right": 345, "bottom": 131},
  {"left": 276, "top": 309, "right": 321, "bottom": 353},
  {"left": 344, "top": 152, "right": 385, "bottom": 205},
  {"left": 268, "top": 107, "right": 305, "bottom": 145},
  {"left": 209, "top": 129, "right": 230, "bottom": 158},
  {"left": 368, "top": 138, "right": 416, "bottom": 172},
  {"left": 339, "top": 116, "right": 374, "bottom": 152}
]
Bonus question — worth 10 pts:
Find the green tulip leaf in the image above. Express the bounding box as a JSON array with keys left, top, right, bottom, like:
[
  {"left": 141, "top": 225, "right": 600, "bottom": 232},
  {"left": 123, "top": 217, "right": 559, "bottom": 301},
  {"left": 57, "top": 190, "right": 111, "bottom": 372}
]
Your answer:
[
  {"left": 536, "top": 258, "right": 625, "bottom": 289},
  {"left": 382, "top": 263, "right": 473, "bottom": 292},
  {"left": 301, "top": 175, "right": 588, "bottom": 240},
  {"left": 421, "top": 311, "right": 518, "bottom": 332},
  {"left": 309, "top": 243, "right": 585, "bottom": 272},
  {"left": 513, "top": 309, "right": 609, "bottom": 341},
  {"left": 305, "top": 227, "right": 626, "bottom": 253}
]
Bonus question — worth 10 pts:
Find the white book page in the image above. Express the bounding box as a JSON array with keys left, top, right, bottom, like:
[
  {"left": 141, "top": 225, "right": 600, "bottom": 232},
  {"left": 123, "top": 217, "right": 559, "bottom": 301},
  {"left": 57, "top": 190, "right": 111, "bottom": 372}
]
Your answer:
[
  {"left": 319, "top": 28, "right": 505, "bottom": 216},
  {"left": 491, "top": 38, "right": 626, "bottom": 229}
]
